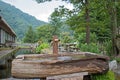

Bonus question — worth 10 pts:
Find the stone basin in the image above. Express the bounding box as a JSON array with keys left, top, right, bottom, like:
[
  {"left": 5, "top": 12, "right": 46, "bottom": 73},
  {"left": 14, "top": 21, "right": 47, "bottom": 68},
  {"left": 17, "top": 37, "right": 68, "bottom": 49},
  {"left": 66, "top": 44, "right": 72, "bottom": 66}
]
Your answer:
[{"left": 12, "top": 52, "right": 109, "bottom": 78}]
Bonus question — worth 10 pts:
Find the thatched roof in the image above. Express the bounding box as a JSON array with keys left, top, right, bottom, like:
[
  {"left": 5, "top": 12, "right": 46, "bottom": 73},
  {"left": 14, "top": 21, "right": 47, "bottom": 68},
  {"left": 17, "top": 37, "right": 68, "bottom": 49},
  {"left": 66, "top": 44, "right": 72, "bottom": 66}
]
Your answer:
[{"left": 0, "top": 16, "right": 16, "bottom": 37}]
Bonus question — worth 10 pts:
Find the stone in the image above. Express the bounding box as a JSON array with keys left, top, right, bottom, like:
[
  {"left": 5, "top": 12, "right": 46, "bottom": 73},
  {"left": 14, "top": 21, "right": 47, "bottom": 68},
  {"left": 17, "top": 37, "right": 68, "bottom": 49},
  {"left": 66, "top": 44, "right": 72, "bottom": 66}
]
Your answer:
[{"left": 109, "top": 60, "right": 117, "bottom": 70}]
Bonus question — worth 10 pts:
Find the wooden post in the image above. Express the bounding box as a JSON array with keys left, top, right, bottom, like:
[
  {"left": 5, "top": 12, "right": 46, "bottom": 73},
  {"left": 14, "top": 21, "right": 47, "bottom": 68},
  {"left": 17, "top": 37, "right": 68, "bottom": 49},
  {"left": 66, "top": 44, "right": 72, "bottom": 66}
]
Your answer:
[{"left": 53, "top": 35, "right": 59, "bottom": 55}]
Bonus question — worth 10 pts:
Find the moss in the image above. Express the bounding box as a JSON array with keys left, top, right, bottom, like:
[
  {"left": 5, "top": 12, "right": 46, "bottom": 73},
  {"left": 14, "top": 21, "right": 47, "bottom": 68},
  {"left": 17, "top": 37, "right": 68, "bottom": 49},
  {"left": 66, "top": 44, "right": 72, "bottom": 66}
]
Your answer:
[{"left": 91, "top": 71, "right": 115, "bottom": 80}]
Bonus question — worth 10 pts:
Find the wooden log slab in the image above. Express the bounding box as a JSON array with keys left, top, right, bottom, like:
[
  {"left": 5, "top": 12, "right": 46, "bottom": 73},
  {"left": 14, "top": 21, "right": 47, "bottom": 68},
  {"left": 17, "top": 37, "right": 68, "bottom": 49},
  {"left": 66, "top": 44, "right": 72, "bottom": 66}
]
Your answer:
[
  {"left": 47, "top": 72, "right": 88, "bottom": 80},
  {"left": 12, "top": 52, "right": 109, "bottom": 78}
]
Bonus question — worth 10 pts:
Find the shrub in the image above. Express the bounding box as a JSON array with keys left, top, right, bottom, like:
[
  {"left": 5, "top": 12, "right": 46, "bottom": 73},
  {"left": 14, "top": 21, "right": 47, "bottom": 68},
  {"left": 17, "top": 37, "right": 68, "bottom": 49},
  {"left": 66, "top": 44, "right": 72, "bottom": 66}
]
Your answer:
[
  {"left": 91, "top": 71, "right": 115, "bottom": 80},
  {"left": 77, "top": 32, "right": 98, "bottom": 44},
  {"left": 80, "top": 43, "right": 100, "bottom": 54},
  {"left": 115, "top": 57, "right": 120, "bottom": 63},
  {"left": 36, "top": 43, "right": 49, "bottom": 53},
  {"left": 103, "top": 40, "right": 112, "bottom": 56}
]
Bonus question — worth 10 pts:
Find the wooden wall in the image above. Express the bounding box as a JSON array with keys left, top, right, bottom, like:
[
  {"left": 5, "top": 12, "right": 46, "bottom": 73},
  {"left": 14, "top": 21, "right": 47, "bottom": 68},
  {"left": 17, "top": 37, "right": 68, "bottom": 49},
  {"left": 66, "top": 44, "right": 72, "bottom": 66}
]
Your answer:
[{"left": 0, "top": 28, "right": 16, "bottom": 45}]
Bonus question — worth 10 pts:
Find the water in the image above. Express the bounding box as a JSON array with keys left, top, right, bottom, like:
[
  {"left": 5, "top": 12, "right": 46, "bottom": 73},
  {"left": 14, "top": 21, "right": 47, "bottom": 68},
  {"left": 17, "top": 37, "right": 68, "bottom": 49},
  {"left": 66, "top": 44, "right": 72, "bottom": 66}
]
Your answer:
[
  {"left": 24, "top": 54, "right": 86, "bottom": 61},
  {"left": 0, "top": 59, "right": 11, "bottom": 79}
]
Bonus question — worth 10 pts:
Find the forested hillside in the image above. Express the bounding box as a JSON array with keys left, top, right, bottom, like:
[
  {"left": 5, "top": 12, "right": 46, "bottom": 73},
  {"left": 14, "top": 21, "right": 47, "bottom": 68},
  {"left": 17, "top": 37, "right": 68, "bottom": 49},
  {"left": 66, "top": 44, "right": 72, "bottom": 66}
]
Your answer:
[{"left": 0, "top": 1, "right": 47, "bottom": 39}]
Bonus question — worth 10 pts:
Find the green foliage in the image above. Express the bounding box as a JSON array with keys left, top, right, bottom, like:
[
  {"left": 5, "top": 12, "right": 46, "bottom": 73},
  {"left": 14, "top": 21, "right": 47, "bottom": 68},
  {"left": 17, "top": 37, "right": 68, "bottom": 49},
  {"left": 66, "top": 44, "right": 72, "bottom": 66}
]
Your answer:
[
  {"left": 77, "top": 32, "right": 97, "bottom": 44},
  {"left": 91, "top": 71, "right": 115, "bottom": 80},
  {"left": 0, "top": 1, "right": 46, "bottom": 39},
  {"left": 49, "top": 10, "right": 63, "bottom": 35},
  {"left": 80, "top": 43, "right": 100, "bottom": 54},
  {"left": 36, "top": 24, "right": 54, "bottom": 42},
  {"left": 60, "top": 32, "right": 73, "bottom": 43},
  {"left": 23, "top": 26, "right": 36, "bottom": 43},
  {"left": 35, "top": 0, "right": 120, "bottom": 56},
  {"left": 114, "top": 57, "right": 120, "bottom": 63},
  {"left": 103, "top": 40, "right": 112, "bottom": 56},
  {"left": 36, "top": 43, "right": 49, "bottom": 53}
]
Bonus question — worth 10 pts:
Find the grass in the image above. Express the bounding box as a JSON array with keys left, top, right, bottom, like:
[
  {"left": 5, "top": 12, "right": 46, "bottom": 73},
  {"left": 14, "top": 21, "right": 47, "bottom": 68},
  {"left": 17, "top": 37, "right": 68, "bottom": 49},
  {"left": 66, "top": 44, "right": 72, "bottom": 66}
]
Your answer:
[{"left": 91, "top": 71, "right": 115, "bottom": 80}]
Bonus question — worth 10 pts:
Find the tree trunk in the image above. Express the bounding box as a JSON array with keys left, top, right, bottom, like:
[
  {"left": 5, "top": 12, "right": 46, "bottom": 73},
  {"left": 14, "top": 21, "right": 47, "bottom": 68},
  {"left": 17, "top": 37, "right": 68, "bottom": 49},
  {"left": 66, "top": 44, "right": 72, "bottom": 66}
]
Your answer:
[
  {"left": 85, "top": 0, "right": 90, "bottom": 44},
  {"left": 111, "top": 0, "right": 117, "bottom": 55}
]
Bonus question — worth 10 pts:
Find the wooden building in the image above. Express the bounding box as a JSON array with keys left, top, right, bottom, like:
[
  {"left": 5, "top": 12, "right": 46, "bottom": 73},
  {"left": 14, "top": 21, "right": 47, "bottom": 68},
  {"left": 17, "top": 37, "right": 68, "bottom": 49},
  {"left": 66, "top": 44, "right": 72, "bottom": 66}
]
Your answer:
[{"left": 0, "top": 16, "right": 16, "bottom": 46}]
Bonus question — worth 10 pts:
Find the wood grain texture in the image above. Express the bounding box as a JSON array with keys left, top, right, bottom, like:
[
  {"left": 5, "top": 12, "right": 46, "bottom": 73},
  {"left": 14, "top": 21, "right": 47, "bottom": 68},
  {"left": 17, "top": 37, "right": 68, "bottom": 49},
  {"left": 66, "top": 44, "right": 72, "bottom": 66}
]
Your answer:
[{"left": 12, "top": 53, "right": 109, "bottom": 78}]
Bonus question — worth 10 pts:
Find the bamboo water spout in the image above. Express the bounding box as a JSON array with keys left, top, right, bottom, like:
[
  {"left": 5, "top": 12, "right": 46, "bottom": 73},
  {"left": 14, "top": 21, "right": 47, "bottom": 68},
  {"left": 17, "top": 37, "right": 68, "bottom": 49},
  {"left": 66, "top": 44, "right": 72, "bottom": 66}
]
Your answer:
[{"left": 53, "top": 35, "right": 59, "bottom": 55}]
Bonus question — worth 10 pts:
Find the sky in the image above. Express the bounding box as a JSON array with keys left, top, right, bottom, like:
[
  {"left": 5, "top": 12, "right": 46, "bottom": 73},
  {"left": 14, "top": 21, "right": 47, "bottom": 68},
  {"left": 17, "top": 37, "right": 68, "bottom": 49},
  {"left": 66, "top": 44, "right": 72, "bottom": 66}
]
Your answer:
[{"left": 2, "top": 0, "right": 73, "bottom": 22}]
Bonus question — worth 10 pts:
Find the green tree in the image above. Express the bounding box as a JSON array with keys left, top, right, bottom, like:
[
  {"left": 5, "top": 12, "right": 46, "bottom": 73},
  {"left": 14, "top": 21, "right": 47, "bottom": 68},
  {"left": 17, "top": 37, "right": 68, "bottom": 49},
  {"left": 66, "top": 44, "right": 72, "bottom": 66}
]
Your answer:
[
  {"left": 36, "top": 24, "right": 54, "bottom": 42},
  {"left": 107, "top": 0, "right": 118, "bottom": 55},
  {"left": 36, "top": 0, "right": 91, "bottom": 44},
  {"left": 23, "top": 26, "right": 36, "bottom": 43},
  {"left": 49, "top": 8, "right": 63, "bottom": 36},
  {"left": 60, "top": 32, "right": 73, "bottom": 43},
  {"left": 85, "top": 0, "right": 90, "bottom": 44},
  {"left": 35, "top": 0, "right": 120, "bottom": 55}
]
